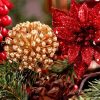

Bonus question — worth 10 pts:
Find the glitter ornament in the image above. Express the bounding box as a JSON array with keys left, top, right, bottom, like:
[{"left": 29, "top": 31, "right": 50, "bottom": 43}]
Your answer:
[
  {"left": 52, "top": 0, "right": 100, "bottom": 82},
  {"left": 0, "top": 0, "right": 13, "bottom": 63},
  {"left": 5, "top": 21, "right": 59, "bottom": 71}
]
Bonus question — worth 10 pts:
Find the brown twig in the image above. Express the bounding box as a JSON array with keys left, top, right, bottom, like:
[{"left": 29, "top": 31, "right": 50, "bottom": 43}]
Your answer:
[{"left": 78, "top": 72, "right": 100, "bottom": 94}]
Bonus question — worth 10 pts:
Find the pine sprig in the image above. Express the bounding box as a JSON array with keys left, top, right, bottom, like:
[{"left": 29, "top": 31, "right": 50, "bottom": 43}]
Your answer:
[
  {"left": 83, "top": 79, "right": 100, "bottom": 99},
  {"left": 0, "top": 61, "right": 28, "bottom": 100}
]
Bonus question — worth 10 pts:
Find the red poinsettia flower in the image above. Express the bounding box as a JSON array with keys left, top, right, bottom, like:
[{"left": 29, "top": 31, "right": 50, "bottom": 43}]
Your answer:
[{"left": 52, "top": 0, "right": 100, "bottom": 82}]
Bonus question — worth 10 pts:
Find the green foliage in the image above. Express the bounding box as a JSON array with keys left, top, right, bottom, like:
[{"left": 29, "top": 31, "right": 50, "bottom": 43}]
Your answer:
[
  {"left": 83, "top": 80, "right": 100, "bottom": 100},
  {"left": 0, "top": 61, "right": 28, "bottom": 100},
  {"left": 49, "top": 59, "right": 69, "bottom": 73}
]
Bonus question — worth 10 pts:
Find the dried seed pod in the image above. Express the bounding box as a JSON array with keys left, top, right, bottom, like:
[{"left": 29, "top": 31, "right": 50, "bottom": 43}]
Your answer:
[{"left": 5, "top": 21, "right": 59, "bottom": 71}]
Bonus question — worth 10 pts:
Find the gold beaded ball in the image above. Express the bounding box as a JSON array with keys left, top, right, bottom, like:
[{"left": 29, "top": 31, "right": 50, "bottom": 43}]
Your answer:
[{"left": 4, "top": 21, "right": 59, "bottom": 71}]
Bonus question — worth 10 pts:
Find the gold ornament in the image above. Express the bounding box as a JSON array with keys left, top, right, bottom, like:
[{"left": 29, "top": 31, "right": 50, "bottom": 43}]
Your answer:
[{"left": 5, "top": 21, "right": 59, "bottom": 71}]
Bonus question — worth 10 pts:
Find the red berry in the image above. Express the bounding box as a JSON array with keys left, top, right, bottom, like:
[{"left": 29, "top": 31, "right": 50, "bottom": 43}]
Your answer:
[
  {"left": 1, "top": 15, "right": 12, "bottom": 26},
  {"left": 0, "top": 51, "right": 7, "bottom": 60},
  {"left": 0, "top": 5, "right": 9, "bottom": 16},
  {"left": 3, "top": 5, "right": 9, "bottom": 15},
  {"left": 0, "top": 33, "right": 3, "bottom": 42},
  {"left": 0, "top": 0, "right": 3, "bottom": 6},
  {"left": 1, "top": 28, "right": 8, "bottom": 37},
  {"left": 73, "top": 85, "right": 78, "bottom": 91},
  {"left": 0, "top": 6, "right": 4, "bottom": 15},
  {"left": 1, "top": 0, "right": 13, "bottom": 9}
]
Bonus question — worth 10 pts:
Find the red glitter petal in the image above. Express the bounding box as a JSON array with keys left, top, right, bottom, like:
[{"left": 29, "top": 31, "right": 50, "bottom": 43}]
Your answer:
[
  {"left": 78, "top": 3, "right": 89, "bottom": 23},
  {"left": 53, "top": 27, "right": 76, "bottom": 42},
  {"left": 94, "top": 50, "right": 100, "bottom": 64},
  {"left": 74, "top": 62, "right": 88, "bottom": 83},
  {"left": 68, "top": 45, "right": 80, "bottom": 63},
  {"left": 94, "top": 16, "right": 100, "bottom": 29},
  {"left": 52, "top": 8, "right": 79, "bottom": 32},
  {"left": 94, "top": 30, "right": 100, "bottom": 43},
  {"left": 81, "top": 47, "right": 94, "bottom": 65}
]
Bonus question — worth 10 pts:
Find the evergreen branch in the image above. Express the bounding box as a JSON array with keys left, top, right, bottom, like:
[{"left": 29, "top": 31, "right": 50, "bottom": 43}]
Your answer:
[{"left": 78, "top": 72, "right": 100, "bottom": 94}]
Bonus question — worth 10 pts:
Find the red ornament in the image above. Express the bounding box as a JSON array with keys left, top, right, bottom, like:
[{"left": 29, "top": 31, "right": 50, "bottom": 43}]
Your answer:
[{"left": 52, "top": 0, "right": 100, "bottom": 82}]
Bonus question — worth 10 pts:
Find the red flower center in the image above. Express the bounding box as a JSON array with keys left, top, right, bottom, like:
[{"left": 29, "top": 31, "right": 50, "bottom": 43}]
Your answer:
[{"left": 75, "top": 26, "right": 95, "bottom": 46}]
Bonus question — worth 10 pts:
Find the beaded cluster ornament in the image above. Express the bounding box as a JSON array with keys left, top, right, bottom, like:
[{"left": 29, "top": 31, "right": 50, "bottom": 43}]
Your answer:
[
  {"left": 0, "top": 0, "right": 13, "bottom": 63},
  {"left": 5, "top": 21, "right": 59, "bottom": 71}
]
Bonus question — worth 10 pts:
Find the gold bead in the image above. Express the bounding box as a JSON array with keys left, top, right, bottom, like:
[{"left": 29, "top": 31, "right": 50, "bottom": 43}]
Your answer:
[
  {"left": 23, "top": 56, "right": 28, "bottom": 61},
  {"left": 50, "top": 53, "right": 54, "bottom": 57},
  {"left": 30, "top": 51, "right": 35, "bottom": 57},
  {"left": 10, "top": 53, "right": 15, "bottom": 58},
  {"left": 13, "top": 39, "right": 17, "bottom": 44},
  {"left": 47, "top": 39, "right": 52, "bottom": 44},
  {"left": 53, "top": 42, "right": 59, "bottom": 47},
  {"left": 16, "top": 53, "right": 20, "bottom": 58},
  {"left": 28, "top": 66, "right": 32, "bottom": 69},
  {"left": 41, "top": 42, "right": 46, "bottom": 47},
  {"left": 36, "top": 54, "right": 41, "bottom": 59},
  {"left": 17, "top": 48, "right": 22, "bottom": 53},
  {"left": 28, "top": 56, "right": 32, "bottom": 61},
  {"left": 24, "top": 49, "right": 29, "bottom": 55},
  {"left": 42, "top": 54, "right": 46, "bottom": 59},
  {"left": 32, "top": 41, "right": 36, "bottom": 47},
  {"left": 12, "top": 45, "right": 18, "bottom": 51},
  {"left": 4, "top": 46, "right": 9, "bottom": 51},
  {"left": 53, "top": 36, "right": 57, "bottom": 41},
  {"left": 36, "top": 46, "right": 41, "bottom": 52},
  {"left": 19, "top": 41, "right": 24, "bottom": 46},
  {"left": 36, "top": 38, "right": 41, "bottom": 43},
  {"left": 23, "top": 62, "right": 28, "bottom": 66},
  {"left": 47, "top": 47, "right": 52, "bottom": 53},
  {"left": 44, "top": 59, "right": 49, "bottom": 64},
  {"left": 13, "top": 58, "right": 17, "bottom": 62},
  {"left": 42, "top": 48, "right": 46, "bottom": 53},
  {"left": 39, "top": 33, "right": 44, "bottom": 38},
  {"left": 48, "top": 32, "right": 53, "bottom": 37}
]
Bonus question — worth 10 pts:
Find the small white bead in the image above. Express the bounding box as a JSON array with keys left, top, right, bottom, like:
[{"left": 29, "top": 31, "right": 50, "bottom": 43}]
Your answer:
[
  {"left": 53, "top": 36, "right": 57, "bottom": 41},
  {"left": 36, "top": 38, "right": 41, "bottom": 43},
  {"left": 10, "top": 53, "right": 15, "bottom": 58},
  {"left": 32, "top": 41, "right": 36, "bottom": 47},
  {"left": 19, "top": 41, "right": 24, "bottom": 46},
  {"left": 16, "top": 54, "right": 20, "bottom": 58},
  {"left": 48, "top": 39, "right": 52, "bottom": 44},
  {"left": 13, "top": 58, "right": 17, "bottom": 62},
  {"left": 39, "top": 33, "right": 44, "bottom": 38},
  {"left": 17, "top": 48, "right": 22, "bottom": 53},
  {"left": 53, "top": 42, "right": 59, "bottom": 47},
  {"left": 4, "top": 46, "right": 9, "bottom": 51},
  {"left": 23, "top": 62, "right": 28, "bottom": 66},
  {"left": 28, "top": 66, "right": 32, "bottom": 69},
  {"left": 36, "top": 54, "right": 41, "bottom": 59},
  {"left": 29, "top": 56, "right": 32, "bottom": 61},
  {"left": 42, "top": 54, "right": 46, "bottom": 59},
  {"left": 36, "top": 46, "right": 41, "bottom": 52},
  {"left": 30, "top": 51, "right": 35, "bottom": 56},
  {"left": 23, "top": 56, "right": 27, "bottom": 61},
  {"left": 42, "top": 48, "right": 46, "bottom": 53},
  {"left": 24, "top": 49, "right": 29, "bottom": 55},
  {"left": 42, "top": 42, "right": 46, "bottom": 47},
  {"left": 12, "top": 45, "right": 18, "bottom": 51},
  {"left": 50, "top": 53, "right": 54, "bottom": 57},
  {"left": 48, "top": 32, "right": 53, "bottom": 37}
]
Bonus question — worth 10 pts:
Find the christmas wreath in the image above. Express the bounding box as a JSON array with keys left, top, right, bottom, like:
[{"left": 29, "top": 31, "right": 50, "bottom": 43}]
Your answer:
[{"left": 0, "top": 0, "right": 100, "bottom": 100}]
